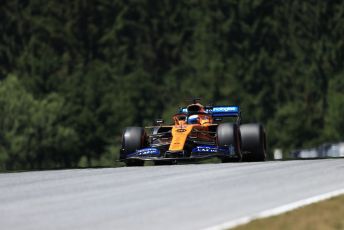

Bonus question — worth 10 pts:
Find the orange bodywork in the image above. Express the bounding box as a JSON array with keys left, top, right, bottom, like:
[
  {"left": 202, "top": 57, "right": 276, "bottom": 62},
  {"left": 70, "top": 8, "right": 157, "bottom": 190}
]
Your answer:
[
  {"left": 168, "top": 114, "right": 215, "bottom": 151},
  {"left": 169, "top": 124, "right": 193, "bottom": 151}
]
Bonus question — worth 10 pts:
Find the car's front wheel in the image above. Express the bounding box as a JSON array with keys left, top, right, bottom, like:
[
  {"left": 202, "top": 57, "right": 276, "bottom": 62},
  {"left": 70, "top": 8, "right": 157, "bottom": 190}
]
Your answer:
[
  {"left": 217, "top": 123, "right": 242, "bottom": 162},
  {"left": 120, "top": 127, "right": 147, "bottom": 166}
]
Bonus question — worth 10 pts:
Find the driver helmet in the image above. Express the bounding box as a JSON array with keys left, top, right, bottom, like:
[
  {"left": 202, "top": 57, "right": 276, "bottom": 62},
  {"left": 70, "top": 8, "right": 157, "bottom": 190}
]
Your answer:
[{"left": 187, "top": 114, "right": 200, "bottom": 124}]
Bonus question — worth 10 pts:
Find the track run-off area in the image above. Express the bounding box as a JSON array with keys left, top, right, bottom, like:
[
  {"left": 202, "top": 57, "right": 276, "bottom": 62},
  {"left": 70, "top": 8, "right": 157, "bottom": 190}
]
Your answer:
[{"left": 0, "top": 159, "right": 344, "bottom": 230}]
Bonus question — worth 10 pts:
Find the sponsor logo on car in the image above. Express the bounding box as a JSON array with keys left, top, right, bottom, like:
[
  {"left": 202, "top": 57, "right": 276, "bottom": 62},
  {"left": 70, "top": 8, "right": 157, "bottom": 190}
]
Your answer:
[
  {"left": 177, "top": 129, "right": 186, "bottom": 132},
  {"left": 192, "top": 145, "right": 235, "bottom": 155},
  {"left": 212, "top": 106, "right": 238, "bottom": 113},
  {"left": 193, "top": 146, "right": 218, "bottom": 153},
  {"left": 136, "top": 148, "right": 160, "bottom": 156}
]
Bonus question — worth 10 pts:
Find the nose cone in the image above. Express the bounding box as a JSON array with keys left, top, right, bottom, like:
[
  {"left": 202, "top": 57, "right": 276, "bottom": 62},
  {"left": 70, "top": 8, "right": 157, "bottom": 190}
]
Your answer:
[{"left": 169, "top": 125, "right": 193, "bottom": 151}]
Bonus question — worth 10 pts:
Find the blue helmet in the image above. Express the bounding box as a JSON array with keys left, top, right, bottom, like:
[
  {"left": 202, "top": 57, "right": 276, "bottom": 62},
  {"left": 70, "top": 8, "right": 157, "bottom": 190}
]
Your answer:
[{"left": 187, "top": 115, "right": 200, "bottom": 124}]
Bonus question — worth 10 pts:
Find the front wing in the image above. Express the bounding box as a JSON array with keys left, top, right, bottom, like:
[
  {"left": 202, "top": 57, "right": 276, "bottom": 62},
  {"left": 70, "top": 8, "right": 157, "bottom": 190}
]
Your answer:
[{"left": 123, "top": 145, "right": 236, "bottom": 162}]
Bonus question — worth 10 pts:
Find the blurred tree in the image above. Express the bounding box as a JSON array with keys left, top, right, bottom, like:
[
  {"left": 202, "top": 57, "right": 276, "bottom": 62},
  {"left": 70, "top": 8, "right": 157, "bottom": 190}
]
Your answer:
[
  {"left": 324, "top": 73, "right": 344, "bottom": 141},
  {"left": 0, "top": 76, "right": 79, "bottom": 170},
  {"left": 0, "top": 0, "right": 344, "bottom": 169}
]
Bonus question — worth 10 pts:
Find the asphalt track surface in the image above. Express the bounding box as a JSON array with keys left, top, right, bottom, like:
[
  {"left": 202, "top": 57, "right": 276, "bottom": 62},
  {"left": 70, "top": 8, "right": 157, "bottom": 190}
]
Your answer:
[{"left": 1, "top": 159, "right": 344, "bottom": 230}]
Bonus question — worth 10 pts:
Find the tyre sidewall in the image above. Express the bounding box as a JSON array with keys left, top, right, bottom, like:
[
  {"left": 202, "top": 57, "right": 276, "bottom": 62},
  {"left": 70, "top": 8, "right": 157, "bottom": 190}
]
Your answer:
[
  {"left": 240, "top": 124, "right": 266, "bottom": 161},
  {"left": 217, "top": 123, "right": 241, "bottom": 160}
]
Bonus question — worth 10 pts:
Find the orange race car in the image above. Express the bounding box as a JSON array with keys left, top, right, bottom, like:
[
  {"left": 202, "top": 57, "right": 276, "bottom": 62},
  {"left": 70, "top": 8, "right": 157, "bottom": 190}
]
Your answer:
[{"left": 120, "top": 99, "right": 267, "bottom": 166}]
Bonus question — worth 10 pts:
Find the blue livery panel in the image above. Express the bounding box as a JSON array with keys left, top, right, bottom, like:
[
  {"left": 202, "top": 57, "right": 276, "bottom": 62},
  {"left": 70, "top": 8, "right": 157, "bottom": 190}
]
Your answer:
[
  {"left": 208, "top": 106, "right": 239, "bottom": 117},
  {"left": 127, "top": 148, "right": 160, "bottom": 158},
  {"left": 192, "top": 145, "right": 235, "bottom": 156},
  {"left": 179, "top": 106, "right": 240, "bottom": 117}
]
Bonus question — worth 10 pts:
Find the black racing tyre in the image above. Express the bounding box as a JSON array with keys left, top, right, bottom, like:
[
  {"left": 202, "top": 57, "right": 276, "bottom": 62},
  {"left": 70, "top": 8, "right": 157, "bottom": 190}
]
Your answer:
[
  {"left": 121, "top": 127, "right": 147, "bottom": 165},
  {"left": 217, "top": 123, "right": 242, "bottom": 162},
  {"left": 240, "top": 124, "right": 266, "bottom": 162}
]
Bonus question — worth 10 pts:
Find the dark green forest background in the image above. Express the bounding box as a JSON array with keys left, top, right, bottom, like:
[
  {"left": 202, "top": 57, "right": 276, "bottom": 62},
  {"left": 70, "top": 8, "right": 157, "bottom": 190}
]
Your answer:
[{"left": 1, "top": 0, "right": 344, "bottom": 170}]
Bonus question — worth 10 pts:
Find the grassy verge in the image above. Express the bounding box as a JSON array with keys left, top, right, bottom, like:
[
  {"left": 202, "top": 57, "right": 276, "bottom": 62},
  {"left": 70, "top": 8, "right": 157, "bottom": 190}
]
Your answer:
[{"left": 233, "top": 194, "right": 344, "bottom": 230}]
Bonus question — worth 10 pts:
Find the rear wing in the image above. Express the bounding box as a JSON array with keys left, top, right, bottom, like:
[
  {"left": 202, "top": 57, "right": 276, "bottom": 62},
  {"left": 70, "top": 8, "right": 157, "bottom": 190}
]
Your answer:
[
  {"left": 179, "top": 106, "right": 240, "bottom": 117},
  {"left": 207, "top": 106, "right": 240, "bottom": 117}
]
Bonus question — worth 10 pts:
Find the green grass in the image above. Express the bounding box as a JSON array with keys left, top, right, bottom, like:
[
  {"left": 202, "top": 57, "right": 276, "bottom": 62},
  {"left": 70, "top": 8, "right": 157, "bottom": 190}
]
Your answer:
[{"left": 232, "top": 195, "right": 344, "bottom": 230}]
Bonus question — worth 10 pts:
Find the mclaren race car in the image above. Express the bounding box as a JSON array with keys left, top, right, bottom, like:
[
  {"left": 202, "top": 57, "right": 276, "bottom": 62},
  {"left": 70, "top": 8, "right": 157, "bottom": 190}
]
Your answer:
[{"left": 120, "top": 100, "right": 267, "bottom": 166}]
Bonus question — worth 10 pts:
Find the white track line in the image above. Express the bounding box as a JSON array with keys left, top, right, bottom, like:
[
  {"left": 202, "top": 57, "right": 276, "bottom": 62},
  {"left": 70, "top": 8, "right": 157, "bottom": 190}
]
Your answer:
[{"left": 204, "top": 188, "right": 344, "bottom": 230}]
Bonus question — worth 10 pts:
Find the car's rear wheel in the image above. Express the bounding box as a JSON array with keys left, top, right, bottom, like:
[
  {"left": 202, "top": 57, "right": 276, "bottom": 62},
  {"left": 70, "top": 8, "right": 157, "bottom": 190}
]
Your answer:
[
  {"left": 121, "top": 127, "right": 147, "bottom": 166},
  {"left": 217, "top": 123, "right": 242, "bottom": 162},
  {"left": 240, "top": 124, "right": 266, "bottom": 161}
]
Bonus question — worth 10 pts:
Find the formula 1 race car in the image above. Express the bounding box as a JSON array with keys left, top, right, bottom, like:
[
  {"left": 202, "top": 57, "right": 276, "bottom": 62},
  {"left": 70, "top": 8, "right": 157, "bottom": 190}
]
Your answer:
[{"left": 120, "top": 100, "right": 267, "bottom": 166}]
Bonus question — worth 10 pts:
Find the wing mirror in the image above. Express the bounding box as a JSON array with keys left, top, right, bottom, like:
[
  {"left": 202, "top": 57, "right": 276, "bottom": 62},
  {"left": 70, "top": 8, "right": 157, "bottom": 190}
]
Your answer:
[
  {"left": 155, "top": 119, "right": 164, "bottom": 125},
  {"left": 214, "top": 117, "right": 222, "bottom": 122}
]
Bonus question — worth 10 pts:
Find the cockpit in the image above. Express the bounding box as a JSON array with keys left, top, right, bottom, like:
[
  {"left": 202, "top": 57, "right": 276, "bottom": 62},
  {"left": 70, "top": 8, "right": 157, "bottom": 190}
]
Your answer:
[{"left": 173, "top": 114, "right": 212, "bottom": 125}]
